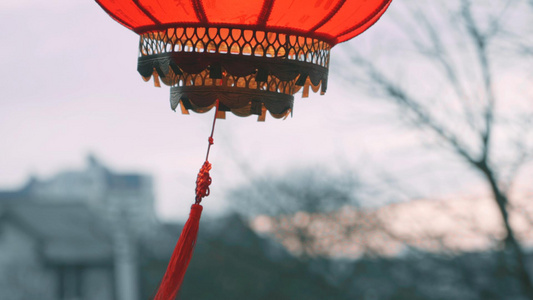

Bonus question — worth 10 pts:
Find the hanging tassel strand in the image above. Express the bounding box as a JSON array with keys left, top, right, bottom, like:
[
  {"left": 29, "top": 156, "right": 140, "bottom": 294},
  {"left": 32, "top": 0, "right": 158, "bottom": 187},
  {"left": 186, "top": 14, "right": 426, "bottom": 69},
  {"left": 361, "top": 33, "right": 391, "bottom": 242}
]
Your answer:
[
  {"left": 153, "top": 100, "right": 220, "bottom": 300},
  {"left": 153, "top": 204, "right": 202, "bottom": 300}
]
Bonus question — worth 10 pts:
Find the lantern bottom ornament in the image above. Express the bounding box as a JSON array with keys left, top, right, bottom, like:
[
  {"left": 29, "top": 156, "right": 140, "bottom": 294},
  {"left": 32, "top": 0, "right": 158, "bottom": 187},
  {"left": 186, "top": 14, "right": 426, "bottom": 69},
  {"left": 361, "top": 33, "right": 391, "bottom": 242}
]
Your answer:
[{"left": 137, "top": 27, "right": 331, "bottom": 121}]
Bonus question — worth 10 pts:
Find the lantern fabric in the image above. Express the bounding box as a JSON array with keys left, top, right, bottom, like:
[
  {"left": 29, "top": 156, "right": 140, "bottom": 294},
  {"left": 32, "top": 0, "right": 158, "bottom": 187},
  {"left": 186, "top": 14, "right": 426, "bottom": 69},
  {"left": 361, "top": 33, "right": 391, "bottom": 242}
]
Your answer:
[{"left": 96, "top": 0, "right": 392, "bottom": 120}]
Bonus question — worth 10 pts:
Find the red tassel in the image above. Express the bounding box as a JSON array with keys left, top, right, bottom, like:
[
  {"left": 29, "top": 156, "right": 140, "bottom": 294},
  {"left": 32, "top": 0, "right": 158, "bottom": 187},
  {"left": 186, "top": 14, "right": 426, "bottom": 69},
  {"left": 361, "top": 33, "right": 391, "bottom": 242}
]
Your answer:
[
  {"left": 154, "top": 102, "right": 217, "bottom": 299},
  {"left": 154, "top": 204, "right": 203, "bottom": 300}
]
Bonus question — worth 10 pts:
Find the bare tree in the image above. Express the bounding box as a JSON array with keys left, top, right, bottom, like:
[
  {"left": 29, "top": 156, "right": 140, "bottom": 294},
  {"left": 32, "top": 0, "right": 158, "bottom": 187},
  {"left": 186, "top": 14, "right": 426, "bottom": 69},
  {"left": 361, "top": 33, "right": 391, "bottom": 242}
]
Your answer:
[
  {"left": 230, "top": 167, "right": 367, "bottom": 259},
  {"left": 338, "top": 0, "right": 533, "bottom": 297},
  {"left": 228, "top": 165, "right": 533, "bottom": 299}
]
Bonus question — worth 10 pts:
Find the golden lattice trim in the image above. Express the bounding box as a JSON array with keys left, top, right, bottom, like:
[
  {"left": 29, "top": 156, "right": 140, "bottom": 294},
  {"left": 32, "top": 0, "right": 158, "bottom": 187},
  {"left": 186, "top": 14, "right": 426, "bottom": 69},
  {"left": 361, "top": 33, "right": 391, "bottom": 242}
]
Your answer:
[{"left": 140, "top": 27, "right": 331, "bottom": 68}]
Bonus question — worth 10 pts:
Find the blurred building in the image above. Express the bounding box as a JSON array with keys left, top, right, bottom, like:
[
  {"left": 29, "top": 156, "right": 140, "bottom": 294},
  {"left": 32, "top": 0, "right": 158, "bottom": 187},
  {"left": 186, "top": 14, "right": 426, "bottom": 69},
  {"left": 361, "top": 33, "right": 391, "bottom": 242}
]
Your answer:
[
  {"left": 4, "top": 156, "right": 531, "bottom": 300},
  {"left": 0, "top": 155, "right": 156, "bottom": 300},
  {"left": 18, "top": 154, "right": 157, "bottom": 229},
  {"left": 0, "top": 203, "right": 114, "bottom": 300},
  {"left": 0, "top": 156, "right": 352, "bottom": 300}
]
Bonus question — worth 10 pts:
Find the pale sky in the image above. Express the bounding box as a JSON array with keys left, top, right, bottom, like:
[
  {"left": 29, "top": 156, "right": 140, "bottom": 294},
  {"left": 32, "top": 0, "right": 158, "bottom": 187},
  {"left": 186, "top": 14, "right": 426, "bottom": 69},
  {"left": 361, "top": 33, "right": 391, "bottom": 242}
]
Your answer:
[{"left": 1, "top": 1, "right": 531, "bottom": 220}]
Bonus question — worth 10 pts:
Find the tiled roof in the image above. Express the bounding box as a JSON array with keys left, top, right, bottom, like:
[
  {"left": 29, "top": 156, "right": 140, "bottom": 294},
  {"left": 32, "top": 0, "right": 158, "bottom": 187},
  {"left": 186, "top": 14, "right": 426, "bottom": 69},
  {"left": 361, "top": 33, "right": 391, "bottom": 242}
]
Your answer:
[{"left": 2, "top": 202, "right": 113, "bottom": 265}]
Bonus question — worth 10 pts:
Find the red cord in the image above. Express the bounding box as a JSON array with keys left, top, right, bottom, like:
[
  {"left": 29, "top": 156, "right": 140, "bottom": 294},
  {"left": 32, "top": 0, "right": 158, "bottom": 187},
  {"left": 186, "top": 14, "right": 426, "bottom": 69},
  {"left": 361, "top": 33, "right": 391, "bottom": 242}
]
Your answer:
[{"left": 195, "top": 100, "right": 219, "bottom": 204}]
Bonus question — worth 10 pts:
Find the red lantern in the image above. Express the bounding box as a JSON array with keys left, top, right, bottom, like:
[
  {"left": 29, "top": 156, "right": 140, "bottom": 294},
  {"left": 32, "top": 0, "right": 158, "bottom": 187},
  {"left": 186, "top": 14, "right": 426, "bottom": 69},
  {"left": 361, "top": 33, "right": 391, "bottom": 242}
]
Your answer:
[
  {"left": 95, "top": 1, "right": 392, "bottom": 299},
  {"left": 96, "top": 0, "right": 392, "bottom": 120}
]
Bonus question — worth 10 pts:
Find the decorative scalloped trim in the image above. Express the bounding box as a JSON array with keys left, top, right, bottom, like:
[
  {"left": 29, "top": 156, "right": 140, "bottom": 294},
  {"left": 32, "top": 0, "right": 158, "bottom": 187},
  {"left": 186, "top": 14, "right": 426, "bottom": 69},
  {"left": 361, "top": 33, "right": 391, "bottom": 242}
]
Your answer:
[
  {"left": 170, "top": 86, "right": 293, "bottom": 121},
  {"left": 139, "top": 53, "right": 328, "bottom": 90},
  {"left": 137, "top": 27, "right": 331, "bottom": 120}
]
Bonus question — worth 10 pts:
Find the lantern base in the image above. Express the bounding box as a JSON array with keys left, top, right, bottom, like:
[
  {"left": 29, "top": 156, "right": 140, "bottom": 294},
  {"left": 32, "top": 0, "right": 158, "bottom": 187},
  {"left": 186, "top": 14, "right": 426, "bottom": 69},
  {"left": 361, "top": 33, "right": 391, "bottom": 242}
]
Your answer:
[
  {"left": 137, "top": 27, "right": 331, "bottom": 120},
  {"left": 170, "top": 86, "right": 294, "bottom": 121}
]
